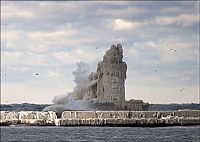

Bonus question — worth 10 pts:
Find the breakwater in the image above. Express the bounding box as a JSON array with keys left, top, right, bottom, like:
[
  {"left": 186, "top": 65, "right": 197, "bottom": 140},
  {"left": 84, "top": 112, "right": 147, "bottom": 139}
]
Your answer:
[{"left": 1, "top": 110, "right": 199, "bottom": 127}]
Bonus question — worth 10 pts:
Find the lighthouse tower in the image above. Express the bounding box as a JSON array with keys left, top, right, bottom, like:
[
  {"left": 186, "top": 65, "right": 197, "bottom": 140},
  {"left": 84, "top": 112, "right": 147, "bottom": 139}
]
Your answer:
[{"left": 96, "top": 44, "right": 127, "bottom": 101}]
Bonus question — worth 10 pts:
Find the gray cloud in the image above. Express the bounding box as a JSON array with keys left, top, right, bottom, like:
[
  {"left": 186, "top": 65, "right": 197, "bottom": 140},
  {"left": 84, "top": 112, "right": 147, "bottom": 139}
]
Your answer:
[{"left": 1, "top": 1, "right": 199, "bottom": 104}]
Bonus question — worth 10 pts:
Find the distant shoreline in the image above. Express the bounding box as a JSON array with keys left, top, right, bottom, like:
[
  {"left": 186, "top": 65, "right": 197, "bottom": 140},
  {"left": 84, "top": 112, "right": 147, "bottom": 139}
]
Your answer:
[{"left": 1, "top": 103, "right": 199, "bottom": 112}]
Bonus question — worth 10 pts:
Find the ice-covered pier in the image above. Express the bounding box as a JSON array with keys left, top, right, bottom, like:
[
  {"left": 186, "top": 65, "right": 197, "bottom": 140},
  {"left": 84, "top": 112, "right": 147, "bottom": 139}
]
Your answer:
[{"left": 1, "top": 110, "right": 199, "bottom": 127}]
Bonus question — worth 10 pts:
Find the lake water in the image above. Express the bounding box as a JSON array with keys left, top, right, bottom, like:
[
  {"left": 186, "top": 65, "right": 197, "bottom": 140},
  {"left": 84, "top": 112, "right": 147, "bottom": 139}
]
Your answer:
[{"left": 1, "top": 126, "right": 199, "bottom": 141}]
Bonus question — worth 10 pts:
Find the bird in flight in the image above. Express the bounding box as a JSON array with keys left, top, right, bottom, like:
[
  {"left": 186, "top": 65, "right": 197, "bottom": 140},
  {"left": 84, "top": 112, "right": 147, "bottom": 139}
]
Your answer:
[
  {"left": 170, "top": 49, "right": 176, "bottom": 52},
  {"left": 36, "top": 73, "right": 39, "bottom": 76},
  {"left": 180, "top": 88, "right": 186, "bottom": 92}
]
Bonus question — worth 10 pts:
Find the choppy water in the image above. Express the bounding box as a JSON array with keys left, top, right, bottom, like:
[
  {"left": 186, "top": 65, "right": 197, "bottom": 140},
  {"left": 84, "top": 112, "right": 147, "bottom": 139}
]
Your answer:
[{"left": 1, "top": 126, "right": 199, "bottom": 142}]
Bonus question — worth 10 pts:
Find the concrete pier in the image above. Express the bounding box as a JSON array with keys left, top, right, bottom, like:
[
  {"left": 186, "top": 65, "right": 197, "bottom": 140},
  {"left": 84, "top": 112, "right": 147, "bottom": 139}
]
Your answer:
[
  {"left": 58, "top": 110, "right": 200, "bottom": 126},
  {"left": 1, "top": 110, "right": 199, "bottom": 127},
  {"left": 0, "top": 111, "right": 57, "bottom": 126}
]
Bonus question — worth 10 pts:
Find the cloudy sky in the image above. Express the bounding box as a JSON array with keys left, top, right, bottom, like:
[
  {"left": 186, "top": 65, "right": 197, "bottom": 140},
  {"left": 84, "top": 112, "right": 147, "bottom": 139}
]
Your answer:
[{"left": 1, "top": 1, "right": 199, "bottom": 104}]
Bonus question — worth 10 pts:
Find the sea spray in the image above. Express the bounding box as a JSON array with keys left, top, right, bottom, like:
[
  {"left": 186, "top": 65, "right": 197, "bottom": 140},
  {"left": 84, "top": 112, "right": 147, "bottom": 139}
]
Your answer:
[{"left": 43, "top": 62, "right": 93, "bottom": 112}]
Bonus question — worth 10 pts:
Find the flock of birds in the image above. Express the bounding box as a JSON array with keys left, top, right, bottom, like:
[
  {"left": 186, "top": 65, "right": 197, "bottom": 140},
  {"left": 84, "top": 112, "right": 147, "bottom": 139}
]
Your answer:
[
  {"left": 3, "top": 41, "right": 187, "bottom": 102},
  {"left": 147, "top": 42, "right": 186, "bottom": 93}
]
